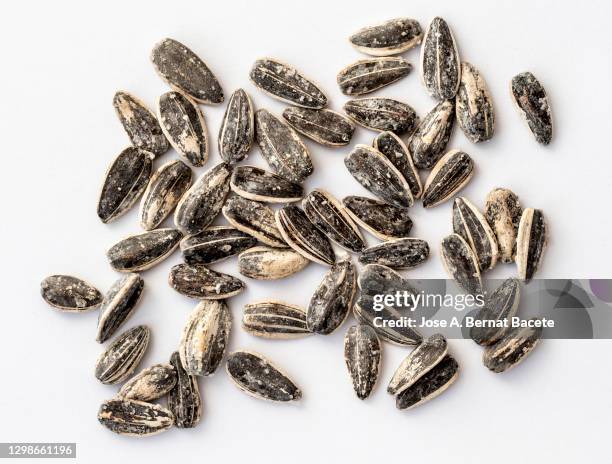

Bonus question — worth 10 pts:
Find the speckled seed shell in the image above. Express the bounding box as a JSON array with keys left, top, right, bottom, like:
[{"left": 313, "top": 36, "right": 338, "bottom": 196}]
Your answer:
[
  {"left": 181, "top": 226, "right": 257, "bottom": 265},
  {"left": 307, "top": 256, "right": 356, "bottom": 335},
  {"left": 151, "top": 38, "right": 223, "bottom": 104},
  {"left": 374, "top": 131, "right": 422, "bottom": 199},
  {"left": 243, "top": 302, "right": 310, "bottom": 339},
  {"left": 168, "top": 351, "right": 202, "bottom": 428},
  {"left": 275, "top": 205, "right": 336, "bottom": 266},
  {"left": 40, "top": 275, "right": 103, "bottom": 312},
  {"left": 483, "top": 320, "right": 543, "bottom": 373},
  {"left": 408, "top": 99, "right": 455, "bottom": 169},
  {"left": 420, "top": 17, "right": 460, "bottom": 100},
  {"left": 345, "top": 145, "right": 413, "bottom": 208},
  {"left": 238, "top": 246, "right": 309, "bottom": 280},
  {"left": 169, "top": 263, "right": 245, "bottom": 300},
  {"left": 344, "top": 325, "right": 381, "bottom": 400},
  {"left": 342, "top": 196, "right": 413, "bottom": 240},
  {"left": 174, "top": 163, "right": 232, "bottom": 236},
  {"left": 96, "top": 273, "right": 144, "bottom": 343},
  {"left": 343, "top": 98, "right": 418, "bottom": 135},
  {"left": 349, "top": 18, "right": 423, "bottom": 56},
  {"left": 359, "top": 238, "right": 430, "bottom": 269},
  {"left": 106, "top": 229, "right": 182, "bottom": 272},
  {"left": 226, "top": 351, "right": 302, "bottom": 402},
  {"left": 510, "top": 72, "right": 552, "bottom": 145},
  {"left": 484, "top": 188, "right": 523, "bottom": 264},
  {"left": 302, "top": 189, "right": 365, "bottom": 252},
  {"left": 337, "top": 58, "right": 412, "bottom": 96},
  {"left": 516, "top": 208, "right": 547, "bottom": 282},
  {"left": 456, "top": 62, "right": 494, "bottom": 143},
  {"left": 118, "top": 364, "right": 177, "bottom": 402},
  {"left": 157, "top": 91, "right": 208, "bottom": 167},
  {"left": 440, "top": 234, "right": 483, "bottom": 295},
  {"left": 179, "top": 300, "right": 232, "bottom": 376},
  {"left": 218, "top": 89, "right": 255, "bottom": 164},
  {"left": 249, "top": 58, "right": 327, "bottom": 109},
  {"left": 94, "top": 325, "right": 150, "bottom": 385},
  {"left": 255, "top": 109, "right": 314, "bottom": 183},
  {"left": 358, "top": 264, "right": 418, "bottom": 303},
  {"left": 97, "top": 147, "right": 153, "bottom": 224},
  {"left": 422, "top": 150, "right": 474, "bottom": 208},
  {"left": 113, "top": 91, "right": 169, "bottom": 157},
  {"left": 230, "top": 166, "right": 303, "bottom": 203},
  {"left": 282, "top": 107, "right": 355, "bottom": 146},
  {"left": 222, "top": 196, "right": 287, "bottom": 248},
  {"left": 98, "top": 399, "right": 174, "bottom": 437}
]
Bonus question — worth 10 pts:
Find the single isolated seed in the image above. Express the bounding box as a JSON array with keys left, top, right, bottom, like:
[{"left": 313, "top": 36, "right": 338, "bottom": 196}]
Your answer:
[
  {"left": 374, "top": 131, "right": 422, "bottom": 199},
  {"left": 343, "top": 98, "right": 418, "bottom": 135},
  {"left": 349, "top": 18, "right": 423, "bottom": 56},
  {"left": 98, "top": 398, "right": 174, "bottom": 437},
  {"left": 482, "top": 320, "right": 543, "bottom": 373},
  {"left": 282, "top": 107, "right": 355, "bottom": 146},
  {"left": 94, "top": 325, "right": 150, "bottom": 385},
  {"left": 181, "top": 226, "right": 258, "bottom": 265},
  {"left": 408, "top": 99, "right": 455, "bottom": 169},
  {"left": 106, "top": 229, "right": 182, "bottom": 273},
  {"left": 456, "top": 62, "right": 495, "bottom": 143},
  {"left": 238, "top": 246, "right": 309, "bottom": 280},
  {"left": 344, "top": 324, "right": 381, "bottom": 400},
  {"left": 516, "top": 208, "right": 547, "bottom": 282},
  {"left": 40, "top": 275, "right": 102, "bottom": 312},
  {"left": 118, "top": 364, "right": 177, "bottom": 402},
  {"left": 96, "top": 273, "right": 144, "bottom": 343},
  {"left": 420, "top": 17, "right": 460, "bottom": 100},
  {"left": 440, "top": 233, "right": 483, "bottom": 295},
  {"left": 422, "top": 150, "right": 474, "bottom": 208},
  {"left": 169, "top": 263, "right": 245, "bottom": 300},
  {"left": 168, "top": 351, "right": 202, "bottom": 428},
  {"left": 510, "top": 72, "right": 553, "bottom": 145},
  {"left": 243, "top": 301, "right": 310, "bottom": 339},
  {"left": 218, "top": 88, "right": 255, "bottom": 164},
  {"left": 337, "top": 57, "right": 412, "bottom": 96},
  {"left": 230, "top": 165, "right": 303, "bottom": 203},
  {"left": 359, "top": 238, "right": 430, "bottom": 269},
  {"left": 342, "top": 196, "right": 413, "bottom": 240},
  {"left": 484, "top": 188, "right": 523, "bottom": 264},
  {"left": 222, "top": 195, "right": 287, "bottom": 248}
]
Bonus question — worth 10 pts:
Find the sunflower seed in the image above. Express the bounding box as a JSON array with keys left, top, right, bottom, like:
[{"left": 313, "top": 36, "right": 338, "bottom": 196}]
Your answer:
[
  {"left": 95, "top": 325, "right": 150, "bottom": 385},
  {"left": 96, "top": 273, "right": 144, "bottom": 343},
  {"left": 222, "top": 195, "right": 287, "bottom": 247},
  {"left": 483, "top": 320, "right": 543, "bottom": 373},
  {"left": 40, "top": 275, "right": 102, "bottom": 312},
  {"left": 249, "top": 58, "right": 327, "bottom": 109},
  {"left": 358, "top": 264, "right": 418, "bottom": 304},
  {"left": 420, "top": 17, "right": 460, "bottom": 100},
  {"left": 174, "top": 162, "right": 232, "bottom": 235},
  {"left": 359, "top": 238, "right": 429, "bottom": 269},
  {"left": 218, "top": 88, "right": 255, "bottom": 164},
  {"left": 157, "top": 91, "right": 208, "bottom": 167},
  {"left": 226, "top": 351, "right": 302, "bottom": 402},
  {"left": 516, "top": 208, "right": 547, "bottom": 282},
  {"left": 179, "top": 300, "right": 232, "bottom": 376},
  {"left": 343, "top": 98, "right": 418, "bottom": 135},
  {"left": 168, "top": 351, "right": 202, "bottom": 428},
  {"left": 344, "top": 324, "right": 381, "bottom": 400},
  {"left": 98, "top": 398, "right": 174, "bottom": 437},
  {"left": 275, "top": 205, "right": 336, "bottom": 266},
  {"left": 106, "top": 229, "right": 182, "bottom": 272},
  {"left": 238, "top": 246, "right": 309, "bottom": 280},
  {"left": 349, "top": 18, "right": 423, "bottom": 56},
  {"left": 484, "top": 188, "right": 522, "bottom": 264},
  {"left": 337, "top": 57, "right": 412, "bottom": 96},
  {"left": 97, "top": 147, "right": 153, "bottom": 224},
  {"left": 342, "top": 196, "right": 412, "bottom": 240},
  {"left": 408, "top": 99, "right": 455, "bottom": 169},
  {"left": 231, "top": 166, "right": 303, "bottom": 203},
  {"left": 243, "top": 301, "right": 310, "bottom": 338},
  {"left": 169, "top": 263, "right": 245, "bottom": 299},
  {"left": 510, "top": 72, "right": 552, "bottom": 145},
  {"left": 282, "top": 107, "right": 355, "bottom": 146},
  {"left": 255, "top": 109, "right": 313, "bottom": 183},
  {"left": 345, "top": 145, "right": 413, "bottom": 208},
  {"left": 374, "top": 131, "right": 422, "bottom": 199},
  {"left": 422, "top": 150, "right": 474, "bottom": 208},
  {"left": 118, "top": 364, "right": 177, "bottom": 402},
  {"left": 151, "top": 38, "right": 223, "bottom": 104},
  {"left": 440, "top": 233, "right": 482, "bottom": 295},
  {"left": 181, "top": 226, "right": 257, "bottom": 265},
  {"left": 456, "top": 62, "right": 495, "bottom": 143}
]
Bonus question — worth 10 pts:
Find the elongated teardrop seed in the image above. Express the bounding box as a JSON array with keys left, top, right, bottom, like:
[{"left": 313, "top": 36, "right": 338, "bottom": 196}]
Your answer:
[
  {"left": 408, "top": 99, "right": 455, "bottom": 169},
  {"left": 95, "top": 325, "right": 150, "bottom": 385},
  {"left": 169, "top": 263, "right": 245, "bottom": 299},
  {"left": 282, "top": 107, "right": 354, "bottom": 146},
  {"left": 343, "top": 98, "right": 418, "bottom": 135},
  {"left": 342, "top": 196, "right": 413, "bottom": 240},
  {"left": 181, "top": 226, "right": 257, "bottom": 265},
  {"left": 510, "top": 72, "right": 552, "bottom": 145},
  {"left": 483, "top": 321, "right": 543, "bottom": 373},
  {"left": 349, "top": 18, "right": 423, "bottom": 56},
  {"left": 516, "top": 208, "right": 547, "bottom": 282},
  {"left": 440, "top": 233, "right": 482, "bottom": 295},
  {"left": 98, "top": 399, "right": 174, "bottom": 437},
  {"left": 219, "top": 88, "right": 255, "bottom": 164},
  {"left": 484, "top": 188, "right": 523, "bottom": 263},
  {"left": 422, "top": 150, "right": 474, "bottom": 208},
  {"left": 337, "top": 57, "right": 412, "bottom": 96},
  {"left": 106, "top": 229, "right": 182, "bottom": 272},
  {"left": 344, "top": 325, "right": 381, "bottom": 400},
  {"left": 40, "top": 275, "right": 103, "bottom": 312},
  {"left": 231, "top": 166, "right": 303, "bottom": 203},
  {"left": 222, "top": 195, "right": 287, "bottom": 248},
  {"left": 420, "top": 17, "right": 460, "bottom": 100},
  {"left": 456, "top": 62, "right": 495, "bottom": 143},
  {"left": 359, "top": 238, "right": 429, "bottom": 269},
  {"left": 168, "top": 351, "right": 202, "bottom": 428},
  {"left": 118, "top": 364, "right": 177, "bottom": 402},
  {"left": 96, "top": 273, "right": 144, "bottom": 343},
  {"left": 238, "top": 246, "right": 309, "bottom": 280},
  {"left": 243, "top": 302, "right": 310, "bottom": 338},
  {"left": 374, "top": 131, "right": 422, "bottom": 199}
]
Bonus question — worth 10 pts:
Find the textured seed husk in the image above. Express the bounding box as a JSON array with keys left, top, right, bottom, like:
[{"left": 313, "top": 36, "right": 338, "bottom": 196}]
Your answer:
[
  {"left": 255, "top": 109, "right": 313, "bottom": 183},
  {"left": 342, "top": 196, "right": 412, "bottom": 240},
  {"left": 97, "top": 147, "right": 153, "bottom": 224},
  {"left": 440, "top": 233, "right": 483, "bottom": 295},
  {"left": 174, "top": 163, "right": 232, "bottom": 235},
  {"left": 238, "top": 246, "right": 309, "bottom": 280},
  {"left": 420, "top": 17, "right": 460, "bottom": 100},
  {"left": 343, "top": 98, "right": 418, "bottom": 135},
  {"left": 98, "top": 398, "right": 174, "bottom": 437},
  {"left": 226, "top": 350, "right": 302, "bottom": 402},
  {"left": 95, "top": 325, "right": 150, "bottom": 385},
  {"left": 181, "top": 226, "right": 258, "bottom": 265},
  {"left": 151, "top": 38, "right": 223, "bottom": 104},
  {"left": 40, "top": 275, "right": 103, "bottom": 312},
  {"left": 387, "top": 334, "right": 448, "bottom": 396},
  {"left": 345, "top": 144, "right": 413, "bottom": 208},
  {"left": 373, "top": 131, "right": 422, "bottom": 199},
  {"left": 231, "top": 165, "right": 303, "bottom": 203},
  {"left": 396, "top": 355, "right": 459, "bottom": 410},
  {"left": 484, "top": 188, "right": 523, "bottom": 264},
  {"left": 222, "top": 195, "right": 287, "bottom": 247},
  {"left": 349, "top": 18, "right": 423, "bottom": 56},
  {"left": 302, "top": 189, "right": 365, "bottom": 252},
  {"left": 139, "top": 160, "right": 192, "bottom": 230},
  {"left": 96, "top": 273, "right": 144, "bottom": 343},
  {"left": 307, "top": 256, "right": 356, "bottom": 335},
  {"left": 483, "top": 320, "right": 543, "bottom": 373},
  {"left": 358, "top": 264, "right": 418, "bottom": 303},
  {"left": 456, "top": 62, "right": 495, "bottom": 143},
  {"left": 359, "top": 238, "right": 429, "bottom": 269},
  {"left": 218, "top": 89, "right": 255, "bottom": 164},
  {"left": 510, "top": 72, "right": 552, "bottom": 145},
  {"left": 157, "top": 91, "right": 208, "bottom": 167},
  {"left": 118, "top": 364, "right": 177, "bottom": 402},
  {"left": 169, "top": 263, "right": 245, "bottom": 299},
  {"left": 516, "top": 208, "right": 547, "bottom": 282},
  {"left": 106, "top": 229, "right": 183, "bottom": 272},
  {"left": 282, "top": 107, "right": 354, "bottom": 146},
  {"left": 275, "top": 205, "right": 336, "bottom": 266},
  {"left": 179, "top": 300, "right": 232, "bottom": 376},
  {"left": 249, "top": 58, "right": 327, "bottom": 109},
  {"left": 113, "top": 91, "right": 169, "bottom": 157},
  {"left": 408, "top": 99, "right": 455, "bottom": 169},
  {"left": 344, "top": 324, "right": 381, "bottom": 400},
  {"left": 167, "top": 351, "right": 202, "bottom": 428},
  {"left": 422, "top": 150, "right": 474, "bottom": 208},
  {"left": 243, "top": 301, "right": 310, "bottom": 339},
  {"left": 337, "top": 57, "right": 412, "bottom": 96}
]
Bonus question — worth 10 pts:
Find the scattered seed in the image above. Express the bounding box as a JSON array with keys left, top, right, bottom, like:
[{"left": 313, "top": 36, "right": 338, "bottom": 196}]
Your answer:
[
  {"left": 349, "top": 18, "right": 423, "bottom": 56},
  {"left": 222, "top": 195, "right": 287, "bottom": 248},
  {"left": 231, "top": 165, "right": 303, "bottom": 203},
  {"left": 238, "top": 246, "right": 309, "bottom": 280},
  {"left": 118, "top": 364, "right": 177, "bottom": 402},
  {"left": 95, "top": 325, "right": 150, "bottom": 385},
  {"left": 358, "top": 264, "right": 418, "bottom": 304},
  {"left": 218, "top": 88, "right": 255, "bottom": 164},
  {"left": 337, "top": 57, "right": 412, "bottom": 96},
  {"left": 343, "top": 98, "right": 418, "bottom": 135},
  {"left": 440, "top": 233, "right": 483, "bottom": 295},
  {"left": 484, "top": 188, "right": 523, "bottom": 264},
  {"left": 516, "top": 208, "right": 547, "bottom": 282},
  {"left": 456, "top": 62, "right": 494, "bottom": 143},
  {"left": 359, "top": 238, "right": 429, "bottom": 269},
  {"left": 243, "top": 301, "right": 310, "bottom": 338},
  {"left": 420, "top": 17, "right": 460, "bottom": 100},
  {"left": 282, "top": 107, "right": 354, "bottom": 146},
  {"left": 40, "top": 275, "right": 102, "bottom": 312},
  {"left": 168, "top": 351, "right": 202, "bottom": 428},
  {"left": 106, "top": 229, "right": 182, "bottom": 272},
  {"left": 374, "top": 131, "right": 422, "bottom": 199},
  {"left": 510, "top": 72, "right": 552, "bottom": 145},
  {"left": 96, "top": 273, "right": 144, "bottom": 343},
  {"left": 181, "top": 226, "right": 257, "bottom": 265},
  {"left": 169, "top": 263, "right": 245, "bottom": 299},
  {"left": 422, "top": 150, "right": 474, "bottom": 208},
  {"left": 342, "top": 196, "right": 412, "bottom": 240},
  {"left": 482, "top": 320, "right": 543, "bottom": 373},
  {"left": 344, "top": 324, "right": 381, "bottom": 400},
  {"left": 408, "top": 99, "right": 455, "bottom": 169},
  {"left": 98, "top": 398, "right": 174, "bottom": 437}
]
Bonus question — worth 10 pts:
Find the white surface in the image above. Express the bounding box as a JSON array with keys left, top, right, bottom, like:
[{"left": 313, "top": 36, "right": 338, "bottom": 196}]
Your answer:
[{"left": 1, "top": 0, "right": 611, "bottom": 462}]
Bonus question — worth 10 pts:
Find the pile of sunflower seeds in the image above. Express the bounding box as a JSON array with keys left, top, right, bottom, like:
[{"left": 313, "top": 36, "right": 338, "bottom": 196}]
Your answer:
[{"left": 40, "top": 16, "right": 552, "bottom": 437}]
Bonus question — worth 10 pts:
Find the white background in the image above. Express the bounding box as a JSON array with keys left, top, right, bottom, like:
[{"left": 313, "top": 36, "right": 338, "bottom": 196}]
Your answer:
[{"left": 1, "top": 0, "right": 611, "bottom": 462}]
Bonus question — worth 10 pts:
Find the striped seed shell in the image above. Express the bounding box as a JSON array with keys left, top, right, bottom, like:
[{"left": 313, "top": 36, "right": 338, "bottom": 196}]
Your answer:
[
  {"left": 456, "top": 62, "right": 494, "bottom": 143},
  {"left": 440, "top": 233, "right": 483, "bottom": 295},
  {"left": 420, "top": 17, "right": 460, "bottom": 100},
  {"left": 374, "top": 131, "right": 422, "bottom": 199},
  {"left": 230, "top": 165, "right": 303, "bottom": 203},
  {"left": 96, "top": 273, "right": 144, "bottom": 343},
  {"left": 168, "top": 351, "right": 202, "bottom": 428},
  {"left": 98, "top": 399, "right": 174, "bottom": 437},
  {"left": 358, "top": 264, "right": 418, "bottom": 303},
  {"left": 484, "top": 188, "right": 523, "bottom": 264},
  {"left": 106, "top": 229, "right": 182, "bottom": 272},
  {"left": 510, "top": 72, "right": 552, "bottom": 145},
  {"left": 40, "top": 275, "right": 102, "bottom": 312},
  {"left": 349, "top": 18, "right": 423, "bottom": 56},
  {"left": 482, "top": 320, "right": 543, "bottom": 373},
  {"left": 516, "top": 208, "right": 547, "bottom": 282},
  {"left": 95, "top": 325, "right": 150, "bottom": 385},
  {"left": 408, "top": 99, "right": 455, "bottom": 169},
  {"left": 238, "top": 246, "right": 309, "bottom": 280},
  {"left": 344, "top": 325, "right": 381, "bottom": 400},
  {"left": 118, "top": 364, "right": 177, "bottom": 402},
  {"left": 181, "top": 226, "right": 257, "bottom": 265},
  {"left": 422, "top": 150, "right": 474, "bottom": 208},
  {"left": 342, "top": 196, "right": 412, "bottom": 240},
  {"left": 169, "top": 263, "right": 245, "bottom": 300},
  {"left": 337, "top": 57, "right": 412, "bottom": 96},
  {"left": 218, "top": 89, "right": 255, "bottom": 164},
  {"left": 222, "top": 195, "right": 287, "bottom": 247},
  {"left": 282, "top": 107, "right": 354, "bottom": 146},
  {"left": 359, "top": 238, "right": 429, "bottom": 269},
  {"left": 343, "top": 98, "right": 418, "bottom": 135},
  {"left": 243, "top": 301, "right": 310, "bottom": 339}
]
